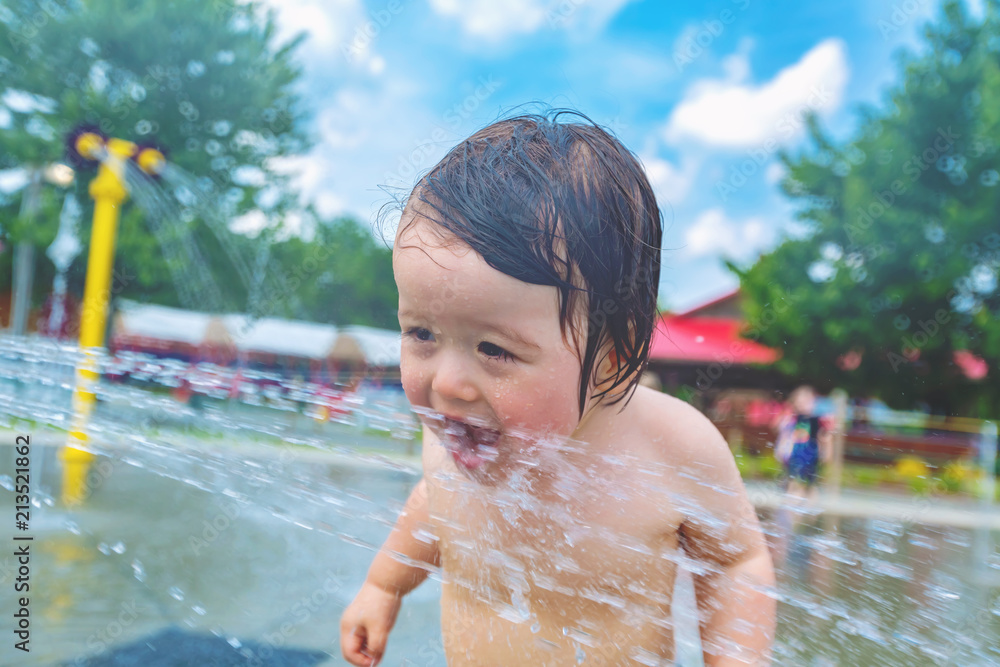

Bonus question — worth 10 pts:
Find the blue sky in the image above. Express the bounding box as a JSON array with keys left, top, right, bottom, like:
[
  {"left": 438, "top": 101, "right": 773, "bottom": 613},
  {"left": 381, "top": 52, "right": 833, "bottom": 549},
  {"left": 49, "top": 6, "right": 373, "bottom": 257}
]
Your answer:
[{"left": 256, "top": 0, "right": 978, "bottom": 312}]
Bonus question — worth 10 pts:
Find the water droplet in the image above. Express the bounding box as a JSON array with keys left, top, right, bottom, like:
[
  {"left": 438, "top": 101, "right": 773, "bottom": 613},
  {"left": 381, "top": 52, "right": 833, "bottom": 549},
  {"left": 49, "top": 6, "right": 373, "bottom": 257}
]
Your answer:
[
  {"left": 111, "top": 541, "right": 126, "bottom": 554},
  {"left": 178, "top": 101, "right": 199, "bottom": 120},
  {"left": 924, "top": 223, "right": 945, "bottom": 244},
  {"left": 820, "top": 242, "right": 843, "bottom": 262},
  {"left": 186, "top": 60, "right": 206, "bottom": 78},
  {"left": 78, "top": 37, "right": 100, "bottom": 57},
  {"left": 169, "top": 586, "right": 185, "bottom": 601}
]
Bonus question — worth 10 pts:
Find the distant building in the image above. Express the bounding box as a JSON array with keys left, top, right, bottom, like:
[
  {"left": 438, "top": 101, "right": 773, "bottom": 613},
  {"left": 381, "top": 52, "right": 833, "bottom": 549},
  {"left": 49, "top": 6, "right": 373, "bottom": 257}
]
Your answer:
[
  {"left": 109, "top": 300, "right": 401, "bottom": 385},
  {"left": 112, "top": 301, "right": 236, "bottom": 364},
  {"left": 646, "top": 290, "right": 786, "bottom": 404}
]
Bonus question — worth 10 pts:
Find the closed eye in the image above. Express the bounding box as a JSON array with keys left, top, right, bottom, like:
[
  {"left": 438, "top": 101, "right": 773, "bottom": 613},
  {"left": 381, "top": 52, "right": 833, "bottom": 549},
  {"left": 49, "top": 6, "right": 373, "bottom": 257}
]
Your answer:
[{"left": 478, "top": 341, "right": 514, "bottom": 362}]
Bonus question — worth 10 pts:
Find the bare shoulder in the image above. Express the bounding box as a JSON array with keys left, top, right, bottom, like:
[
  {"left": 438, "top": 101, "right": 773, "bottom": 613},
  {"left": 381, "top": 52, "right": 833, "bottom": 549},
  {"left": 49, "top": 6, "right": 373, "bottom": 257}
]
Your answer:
[
  {"left": 631, "top": 386, "right": 736, "bottom": 476},
  {"left": 631, "top": 388, "right": 763, "bottom": 565}
]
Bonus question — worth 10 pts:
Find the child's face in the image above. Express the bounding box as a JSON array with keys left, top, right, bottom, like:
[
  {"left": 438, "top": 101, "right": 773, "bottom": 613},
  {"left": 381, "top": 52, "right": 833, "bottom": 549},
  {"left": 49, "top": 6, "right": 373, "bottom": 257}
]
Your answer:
[
  {"left": 792, "top": 389, "right": 815, "bottom": 414},
  {"left": 393, "top": 215, "right": 586, "bottom": 481}
]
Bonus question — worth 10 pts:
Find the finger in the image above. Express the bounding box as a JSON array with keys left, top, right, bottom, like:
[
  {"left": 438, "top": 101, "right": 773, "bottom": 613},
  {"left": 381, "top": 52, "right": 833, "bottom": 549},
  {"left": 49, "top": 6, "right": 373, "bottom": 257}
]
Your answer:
[
  {"left": 342, "top": 626, "right": 368, "bottom": 663},
  {"left": 361, "top": 628, "right": 387, "bottom": 664}
]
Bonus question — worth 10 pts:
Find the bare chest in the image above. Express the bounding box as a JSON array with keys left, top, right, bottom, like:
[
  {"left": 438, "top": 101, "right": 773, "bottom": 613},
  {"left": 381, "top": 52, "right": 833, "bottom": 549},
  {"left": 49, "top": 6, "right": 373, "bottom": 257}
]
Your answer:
[{"left": 427, "top": 466, "right": 684, "bottom": 622}]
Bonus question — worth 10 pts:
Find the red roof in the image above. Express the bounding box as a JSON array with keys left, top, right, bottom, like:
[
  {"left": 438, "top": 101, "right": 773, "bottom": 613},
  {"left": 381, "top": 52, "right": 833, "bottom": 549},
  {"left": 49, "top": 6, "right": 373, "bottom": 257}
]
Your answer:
[
  {"left": 676, "top": 289, "right": 741, "bottom": 317},
  {"left": 648, "top": 314, "right": 780, "bottom": 365}
]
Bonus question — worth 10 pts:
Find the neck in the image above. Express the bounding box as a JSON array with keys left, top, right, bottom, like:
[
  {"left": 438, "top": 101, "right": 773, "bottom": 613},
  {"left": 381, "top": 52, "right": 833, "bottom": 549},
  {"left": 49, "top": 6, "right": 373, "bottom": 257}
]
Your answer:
[{"left": 572, "top": 388, "right": 633, "bottom": 455}]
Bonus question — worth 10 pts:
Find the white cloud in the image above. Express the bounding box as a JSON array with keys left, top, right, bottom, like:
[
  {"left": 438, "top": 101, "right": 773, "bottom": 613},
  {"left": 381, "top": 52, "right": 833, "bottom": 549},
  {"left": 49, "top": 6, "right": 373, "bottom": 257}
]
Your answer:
[
  {"left": 231, "top": 165, "right": 267, "bottom": 187},
  {"left": 262, "top": 0, "right": 385, "bottom": 74},
  {"left": 428, "top": 0, "right": 633, "bottom": 43},
  {"left": 0, "top": 168, "right": 29, "bottom": 194},
  {"left": 664, "top": 38, "right": 849, "bottom": 149},
  {"left": 229, "top": 209, "right": 268, "bottom": 236},
  {"left": 765, "top": 161, "right": 785, "bottom": 185},
  {"left": 721, "top": 51, "right": 750, "bottom": 83},
  {"left": 641, "top": 153, "right": 701, "bottom": 207},
  {"left": 429, "top": 0, "right": 548, "bottom": 41},
  {"left": 277, "top": 209, "right": 316, "bottom": 241},
  {"left": 314, "top": 192, "right": 347, "bottom": 219},
  {"left": 683, "top": 208, "right": 772, "bottom": 260},
  {"left": 267, "top": 76, "right": 447, "bottom": 224}
]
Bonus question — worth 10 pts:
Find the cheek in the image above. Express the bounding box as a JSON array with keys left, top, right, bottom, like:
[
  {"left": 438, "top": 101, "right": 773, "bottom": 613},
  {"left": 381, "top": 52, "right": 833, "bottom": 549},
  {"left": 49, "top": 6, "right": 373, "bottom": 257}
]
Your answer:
[
  {"left": 490, "top": 369, "right": 581, "bottom": 436},
  {"left": 399, "top": 353, "right": 428, "bottom": 407}
]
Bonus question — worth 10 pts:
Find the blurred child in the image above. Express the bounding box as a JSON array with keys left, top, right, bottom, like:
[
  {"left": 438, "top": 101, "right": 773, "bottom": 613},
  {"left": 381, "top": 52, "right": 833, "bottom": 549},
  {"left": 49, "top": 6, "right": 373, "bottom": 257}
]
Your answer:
[
  {"left": 774, "top": 385, "right": 832, "bottom": 500},
  {"left": 340, "top": 111, "right": 775, "bottom": 666}
]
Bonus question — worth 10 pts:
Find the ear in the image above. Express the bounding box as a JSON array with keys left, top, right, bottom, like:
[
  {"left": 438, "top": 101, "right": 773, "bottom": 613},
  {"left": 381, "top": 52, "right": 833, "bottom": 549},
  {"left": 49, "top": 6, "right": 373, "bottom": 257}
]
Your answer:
[{"left": 594, "top": 344, "right": 621, "bottom": 389}]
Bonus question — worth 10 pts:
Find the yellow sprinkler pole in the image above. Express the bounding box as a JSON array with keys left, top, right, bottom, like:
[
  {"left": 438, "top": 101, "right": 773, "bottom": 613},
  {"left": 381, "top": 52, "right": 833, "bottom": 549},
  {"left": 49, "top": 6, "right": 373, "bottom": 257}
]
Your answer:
[{"left": 60, "top": 136, "right": 136, "bottom": 506}]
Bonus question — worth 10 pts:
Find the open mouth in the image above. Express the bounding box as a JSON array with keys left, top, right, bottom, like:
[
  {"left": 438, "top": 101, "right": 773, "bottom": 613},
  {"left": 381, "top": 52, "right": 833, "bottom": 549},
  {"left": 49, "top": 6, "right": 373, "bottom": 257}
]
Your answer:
[{"left": 441, "top": 416, "right": 501, "bottom": 470}]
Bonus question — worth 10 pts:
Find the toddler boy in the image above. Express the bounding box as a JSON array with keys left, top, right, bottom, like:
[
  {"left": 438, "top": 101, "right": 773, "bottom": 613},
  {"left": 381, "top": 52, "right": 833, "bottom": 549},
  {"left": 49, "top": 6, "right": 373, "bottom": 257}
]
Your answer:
[{"left": 341, "top": 111, "right": 775, "bottom": 666}]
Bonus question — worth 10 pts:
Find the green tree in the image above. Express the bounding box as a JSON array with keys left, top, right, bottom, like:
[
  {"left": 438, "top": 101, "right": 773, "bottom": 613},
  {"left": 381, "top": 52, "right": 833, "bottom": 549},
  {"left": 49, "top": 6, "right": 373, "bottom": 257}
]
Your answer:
[
  {"left": 733, "top": 1, "right": 1000, "bottom": 417},
  {"left": 263, "top": 216, "right": 399, "bottom": 329},
  {"left": 0, "top": 0, "right": 311, "bottom": 314}
]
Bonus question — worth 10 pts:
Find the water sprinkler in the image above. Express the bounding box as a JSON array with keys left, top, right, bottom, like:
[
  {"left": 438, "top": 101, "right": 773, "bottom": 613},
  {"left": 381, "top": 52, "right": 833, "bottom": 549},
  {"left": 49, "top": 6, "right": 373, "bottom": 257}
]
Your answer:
[
  {"left": 60, "top": 125, "right": 167, "bottom": 506},
  {"left": 66, "top": 127, "right": 166, "bottom": 177}
]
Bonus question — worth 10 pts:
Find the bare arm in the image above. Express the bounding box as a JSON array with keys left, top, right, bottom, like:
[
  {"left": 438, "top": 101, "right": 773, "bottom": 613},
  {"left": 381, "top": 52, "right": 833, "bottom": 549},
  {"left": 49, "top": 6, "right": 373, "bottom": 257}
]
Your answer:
[
  {"left": 692, "top": 546, "right": 776, "bottom": 666},
  {"left": 671, "top": 404, "right": 777, "bottom": 665},
  {"left": 341, "top": 477, "right": 439, "bottom": 665},
  {"left": 365, "top": 476, "right": 440, "bottom": 594}
]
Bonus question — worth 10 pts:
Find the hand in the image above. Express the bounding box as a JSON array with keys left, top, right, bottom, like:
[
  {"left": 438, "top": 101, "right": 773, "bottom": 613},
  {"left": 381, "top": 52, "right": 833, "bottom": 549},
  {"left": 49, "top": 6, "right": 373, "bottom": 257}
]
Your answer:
[{"left": 340, "top": 581, "right": 403, "bottom": 666}]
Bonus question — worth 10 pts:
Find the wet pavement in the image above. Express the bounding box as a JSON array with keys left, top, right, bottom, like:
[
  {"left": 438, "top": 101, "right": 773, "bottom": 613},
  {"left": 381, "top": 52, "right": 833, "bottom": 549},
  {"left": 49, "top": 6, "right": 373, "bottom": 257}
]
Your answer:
[{"left": 0, "top": 432, "right": 442, "bottom": 666}]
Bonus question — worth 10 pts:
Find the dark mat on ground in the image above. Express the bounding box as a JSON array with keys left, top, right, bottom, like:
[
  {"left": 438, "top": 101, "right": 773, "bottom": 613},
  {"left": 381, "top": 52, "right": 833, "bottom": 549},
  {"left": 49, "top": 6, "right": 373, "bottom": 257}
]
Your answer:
[{"left": 62, "top": 626, "right": 330, "bottom": 666}]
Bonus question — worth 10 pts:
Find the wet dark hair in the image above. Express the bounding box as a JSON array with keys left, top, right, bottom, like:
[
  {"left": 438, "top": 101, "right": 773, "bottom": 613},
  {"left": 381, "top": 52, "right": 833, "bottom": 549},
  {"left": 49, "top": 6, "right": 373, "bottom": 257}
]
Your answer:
[{"left": 401, "top": 109, "right": 662, "bottom": 416}]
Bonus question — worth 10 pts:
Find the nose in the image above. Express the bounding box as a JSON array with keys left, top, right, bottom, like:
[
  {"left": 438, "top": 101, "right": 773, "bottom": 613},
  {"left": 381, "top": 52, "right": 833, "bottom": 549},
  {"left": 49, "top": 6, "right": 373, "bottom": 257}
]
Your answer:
[{"left": 430, "top": 349, "right": 479, "bottom": 404}]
